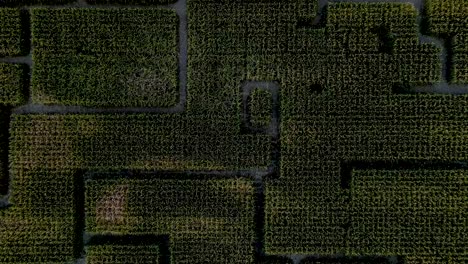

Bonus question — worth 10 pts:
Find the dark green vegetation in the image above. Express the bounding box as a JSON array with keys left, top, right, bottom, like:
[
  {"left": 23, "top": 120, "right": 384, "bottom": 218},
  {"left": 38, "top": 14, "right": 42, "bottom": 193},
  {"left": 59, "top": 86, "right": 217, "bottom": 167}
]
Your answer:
[
  {"left": 0, "top": 0, "right": 73, "bottom": 6},
  {"left": 0, "top": 9, "right": 25, "bottom": 194},
  {"left": 267, "top": 1, "right": 468, "bottom": 261},
  {"left": 0, "top": 8, "right": 26, "bottom": 56},
  {"left": 0, "top": 108, "right": 10, "bottom": 195},
  {"left": 0, "top": 64, "right": 25, "bottom": 105},
  {"left": 249, "top": 88, "right": 272, "bottom": 128},
  {"left": 87, "top": 0, "right": 176, "bottom": 5},
  {"left": 31, "top": 8, "right": 178, "bottom": 107},
  {"left": 300, "top": 256, "right": 398, "bottom": 264},
  {"left": 452, "top": 33, "right": 468, "bottom": 83},
  {"left": 0, "top": 0, "right": 468, "bottom": 263},
  {"left": 86, "top": 177, "right": 254, "bottom": 263},
  {"left": 425, "top": 0, "right": 468, "bottom": 83},
  {"left": 2, "top": 111, "right": 269, "bottom": 261},
  {"left": 10, "top": 114, "right": 270, "bottom": 171},
  {"left": 350, "top": 169, "right": 468, "bottom": 257},
  {"left": 86, "top": 244, "right": 160, "bottom": 263},
  {"left": 0, "top": 169, "right": 77, "bottom": 262}
]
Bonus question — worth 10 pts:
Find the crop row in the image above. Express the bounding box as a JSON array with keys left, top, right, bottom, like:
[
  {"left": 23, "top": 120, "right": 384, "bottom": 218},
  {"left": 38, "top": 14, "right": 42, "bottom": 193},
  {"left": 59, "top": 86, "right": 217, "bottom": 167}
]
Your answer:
[
  {"left": 326, "top": 3, "right": 419, "bottom": 40},
  {"left": 349, "top": 169, "right": 468, "bottom": 256},
  {"left": 248, "top": 88, "right": 272, "bottom": 128},
  {"left": 277, "top": 51, "right": 442, "bottom": 118},
  {"left": 265, "top": 168, "right": 468, "bottom": 259},
  {"left": 0, "top": 107, "right": 10, "bottom": 195},
  {"left": 0, "top": 0, "right": 174, "bottom": 6},
  {"left": 451, "top": 32, "right": 468, "bottom": 84},
  {"left": 188, "top": 2, "right": 425, "bottom": 57},
  {"left": 86, "top": 0, "right": 175, "bottom": 5},
  {"left": 268, "top": 92, "right": 468, "bottom": 258},
  {"left": 0, "top": 168, "right": 259, "bottom": 262},
  {"left": 0, "top": 63, "right": 25, "bottom": 105},
  {"left": 31, "top": 8, "right": 179, "bottom": 107},
  {"left": 86, "top": 245, "right": 160, "bottom": 264},
  {"left": 1, "top": 8, "right": 180, "bottom": 108},
  {"left": 187, "top": 2, "right": 318, "bottom": 56},
  {"left": 425, "top": 0, "right": 468, "bottom": 35},
  {"left": 9, "top": 114, "right": 271, "bottom": 171},
  {"left": 0, "top": 9, "right": 27, "bottom": 113},
  {"left": 425, "top": 0, "right": 468, "bottom": 83},
  {"left": 3, "top": 113, "right": 270, "bottom": 261},
  {"left": 1, "top": 1, "right": 467, "bottom": 263},
  {"left": 261, "top": 3, "right": 468, "bottom": 258},
  {"left": 0, "top": 2, "right": 456, "bottom": 110},
  {"left": 85, "top": 177, "right": 254, "bottom": 263},
  {"left": 187, "top": 1, "right": 445, "bottom": 126},
  {"left": 0, "top": 169, "right": 76, "bottom": 262},
  {"left": 0, "top": 8, "right": 24, "bottom": 56}
]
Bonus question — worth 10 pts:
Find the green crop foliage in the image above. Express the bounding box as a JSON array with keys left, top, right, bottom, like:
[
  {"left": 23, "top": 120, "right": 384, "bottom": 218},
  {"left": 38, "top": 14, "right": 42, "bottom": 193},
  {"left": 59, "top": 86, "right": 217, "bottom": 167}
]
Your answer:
[
  {"left": 86, "top": 245, "right": 160, "bottom": 264},
  {"left": 85, "top": 177, "right": 254, "bottom": 263},
  {"left": 87, "top": 0, "right": 175, "bottom": 5},
  {"left": 9, "top": 114, "right": 270, "bottom": 171},
  {"left": 5, "top": 110, "right": 269, "bottom": 262},
  {"left": 1, "top": 0, "right": 73, "bottom": 6},
  {"left": 0, "top": 8, "right": 24, "bottom": 56},
  {"left": 259, "top": 1, "right": 467, "bottom": 261},
  {"left": 1, "top": 0, "right": 468, "bottom": 263},
  {"left": 348, "top": 169, "right": 468, "bottom": 258},
  {"left": 453, "top": 55, "right": 468, "bottom": 83},
  {"left": 426, "top": 0, "right": 468, "bottom": 84},
  {"left": 0, "top": 108, "right": 10, "bottom": 195},
  {"left": 0, "top": 63, "right": 26, "bottom": 105},
  {"left": 300, "top": 258, "right": 405, "bottom": 264},
  {"left": 327, "top": 2, "right": 419, "bottom": 50},
  {"left": 187, "top": 1, "right": 318, "bottom": 118},
  {"left": 31, "top": 8, "right": 178, "bottom": 107},
  {"left": 2, "top": 3, "right": 274, "bottom": 261},
  {"left": 425, "top": 0, "right": 468, "bottom": 35},
  {"left": 405, "top": 255, "right": 468, "bottom": 264},
  {"left": 249, "top": 88, "right": 272, "bottom": 128},
  {"left": 0, "top": 169, "right": 77, "bottom": 263}
]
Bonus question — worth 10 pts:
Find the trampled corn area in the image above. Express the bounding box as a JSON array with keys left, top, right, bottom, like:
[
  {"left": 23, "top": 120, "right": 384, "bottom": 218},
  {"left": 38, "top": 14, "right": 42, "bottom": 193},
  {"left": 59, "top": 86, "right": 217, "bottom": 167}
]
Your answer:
[{"left": 0, "top": 0, "right": 468, "bottom": 263}]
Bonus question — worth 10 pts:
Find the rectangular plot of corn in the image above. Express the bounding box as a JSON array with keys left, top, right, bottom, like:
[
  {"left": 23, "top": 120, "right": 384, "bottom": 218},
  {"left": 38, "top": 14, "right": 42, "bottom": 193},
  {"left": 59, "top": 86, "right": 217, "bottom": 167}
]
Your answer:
[
  {"left": 249, "top": 88, "right": 272, "bottom": 129},
  {"left": 85, "top": 177, "right": 255, "bottom": 263},
  {"left": 348, "top": 168, "right": 468, "bottom": 259},
  {"left": 0, "top": 169, "right": 78, "bottom": 263},
  {"left": 0, "top": 64, "right": 26, "bottom": 105},
  {"left": 86, "top": 244, "right": 160, "bottom": 264},
  {"left": 452, "top": 33, "right": 468, "bottom": 84},
  {"left": 31, "top": 8, "right": 178, "bottom": 107},
  {"left": 0, "top": 8, "right": 26, "bottom": 56}
]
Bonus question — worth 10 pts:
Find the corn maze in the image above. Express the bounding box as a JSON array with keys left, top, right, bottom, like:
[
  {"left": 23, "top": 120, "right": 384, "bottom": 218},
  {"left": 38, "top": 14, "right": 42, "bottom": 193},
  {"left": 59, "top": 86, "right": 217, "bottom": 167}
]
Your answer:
[{"left": 0, "top": 0, "right": 468, "bottom": 263}]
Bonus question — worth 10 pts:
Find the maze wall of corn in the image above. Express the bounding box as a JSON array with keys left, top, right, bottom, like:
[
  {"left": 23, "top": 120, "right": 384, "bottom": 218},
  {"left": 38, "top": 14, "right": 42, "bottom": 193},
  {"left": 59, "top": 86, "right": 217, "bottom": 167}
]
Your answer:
[{"left": 0, "top": 0, "right": 468, "bottom": 263}]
